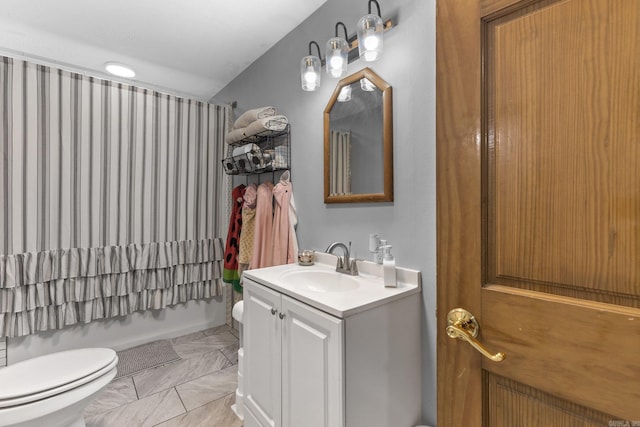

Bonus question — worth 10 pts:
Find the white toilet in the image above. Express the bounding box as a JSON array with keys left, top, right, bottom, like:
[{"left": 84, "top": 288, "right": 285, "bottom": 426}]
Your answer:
[{"left": 0, "top": 348, "right": 118, "bottom": 427}]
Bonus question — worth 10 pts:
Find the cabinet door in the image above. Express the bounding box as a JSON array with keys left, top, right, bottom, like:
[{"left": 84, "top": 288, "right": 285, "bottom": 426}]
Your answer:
[
  {"left": 281, "top": 295, "right": 344, "bottom": 427},
  {"left": 243, "top": 404, "right": 264, "bottom": 427},
  {"left": 244, "top": 280, "right": 282, "bottom": 427}
]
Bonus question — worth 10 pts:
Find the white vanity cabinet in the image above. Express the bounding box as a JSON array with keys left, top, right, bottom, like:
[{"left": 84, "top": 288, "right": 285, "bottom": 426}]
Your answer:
[
  {"left": 243, "top": 278, "right": 343, "bottom": 427},
  {"left": 242, "top": 261, "right": 422, "bottom": 427}
]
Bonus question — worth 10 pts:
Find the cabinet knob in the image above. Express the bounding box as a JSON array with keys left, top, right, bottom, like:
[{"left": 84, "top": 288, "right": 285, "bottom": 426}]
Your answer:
[
  {"left": 279, "top": 312, "right": 286, "bottom": 319},
  {"left": 271, "top": 308, "right": 277, "bottom": 315}
]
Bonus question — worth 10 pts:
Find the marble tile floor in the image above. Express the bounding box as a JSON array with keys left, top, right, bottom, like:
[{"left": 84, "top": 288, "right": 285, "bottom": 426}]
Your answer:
[{"left": 84, "top": 325, "right": 243, "bottom": 427}]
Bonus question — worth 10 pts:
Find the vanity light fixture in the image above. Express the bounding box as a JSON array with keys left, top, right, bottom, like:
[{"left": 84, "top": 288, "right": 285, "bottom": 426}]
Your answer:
[
  {"left": 326, "top": 22, "right": 349, "bottom": 78},
  {"left": 356, "top": 0, "right": 384, "bottom": 62},
  {"left": 337, "top": 85, "right": 352, "bottom": 102},
  {"left": 302, "top": 1, "right": 395, "bottom": 94},
  {"left": 301, "top": 41, "right": 322, "bottom": 91},
  {"left": 104, "top": 62, "right": 135, "bottom": 78}
]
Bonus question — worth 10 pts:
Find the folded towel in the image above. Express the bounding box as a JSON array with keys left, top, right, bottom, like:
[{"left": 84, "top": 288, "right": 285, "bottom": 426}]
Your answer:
[
  {"left": 243, "top": 115, "right": 289, "bottom": 139},
  {"left": 225, "top": 128, "right": 246, "bottom": 144},
  {"left": 234, "top": 106, "right": 277, "bottom": 129}
]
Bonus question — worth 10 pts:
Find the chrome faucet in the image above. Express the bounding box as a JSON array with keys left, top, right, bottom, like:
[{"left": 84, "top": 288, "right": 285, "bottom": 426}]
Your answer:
[{"left": 325, "top": 241, "right": 359, "bottom": 276}]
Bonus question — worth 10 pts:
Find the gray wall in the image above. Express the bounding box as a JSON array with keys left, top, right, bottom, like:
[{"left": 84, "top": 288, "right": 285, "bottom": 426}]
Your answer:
[{"left": 213, "top": 0, "right": 437, "bottom": 423}]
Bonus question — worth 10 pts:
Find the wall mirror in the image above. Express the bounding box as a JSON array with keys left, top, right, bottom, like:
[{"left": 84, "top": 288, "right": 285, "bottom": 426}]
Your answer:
[{"left": 324, "top": 67, "right": 393, "bottom": 203}]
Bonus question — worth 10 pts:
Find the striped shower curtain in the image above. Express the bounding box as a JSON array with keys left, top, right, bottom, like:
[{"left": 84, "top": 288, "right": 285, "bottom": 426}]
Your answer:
[
  {"left": 330, "top": 129, "right": 351, "bottom": 196},
  {"left": 0, "top": 56, "right": 229, "bottom": 337}
]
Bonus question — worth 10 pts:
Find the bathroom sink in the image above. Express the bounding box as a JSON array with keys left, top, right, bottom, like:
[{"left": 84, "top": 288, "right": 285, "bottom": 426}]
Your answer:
[
  {"left": 279, "top": 269, "right": 360, "bottom": 293},
  {"left": 244, "top": 251, "right": 421, "bottom": 318}
]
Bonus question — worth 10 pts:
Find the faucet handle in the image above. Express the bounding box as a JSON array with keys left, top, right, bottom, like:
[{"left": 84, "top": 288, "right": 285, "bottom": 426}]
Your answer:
[{"left": 347, "top": 258, "right": 360, "bottom": 275}]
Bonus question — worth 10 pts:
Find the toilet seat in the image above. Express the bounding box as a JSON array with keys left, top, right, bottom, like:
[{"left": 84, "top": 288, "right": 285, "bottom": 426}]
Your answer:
[{"left": 0, "top": 348, "right": 118, "bottom": 409}]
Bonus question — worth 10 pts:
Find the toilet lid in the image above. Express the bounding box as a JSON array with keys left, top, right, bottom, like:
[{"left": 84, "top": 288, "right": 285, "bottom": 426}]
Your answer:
[{"left": 0, "top": 348, "right": 118, "bottom": 407}]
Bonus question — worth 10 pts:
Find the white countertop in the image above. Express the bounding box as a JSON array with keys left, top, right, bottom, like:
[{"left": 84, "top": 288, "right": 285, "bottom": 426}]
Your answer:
[{"left": 243, "top": 252, "right": 422, "bottom": 318}]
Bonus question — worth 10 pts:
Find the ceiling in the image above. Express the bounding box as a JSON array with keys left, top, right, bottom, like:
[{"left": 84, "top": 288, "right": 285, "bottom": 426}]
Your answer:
[{"left": 0, "top": 0, "right": 327, "bottom": 100}]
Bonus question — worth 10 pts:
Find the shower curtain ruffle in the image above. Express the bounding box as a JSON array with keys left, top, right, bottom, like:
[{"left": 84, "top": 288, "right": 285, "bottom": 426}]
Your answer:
[{"left": 0, "top": 238, "right": 224, "bottom": 337}]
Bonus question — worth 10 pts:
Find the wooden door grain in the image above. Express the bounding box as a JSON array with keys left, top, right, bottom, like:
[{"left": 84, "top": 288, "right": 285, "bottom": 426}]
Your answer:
[{"left": 437, "top": 0, "right": 640, "bottom": 424}]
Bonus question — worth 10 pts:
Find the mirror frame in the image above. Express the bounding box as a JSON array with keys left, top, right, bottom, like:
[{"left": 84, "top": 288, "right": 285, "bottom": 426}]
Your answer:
[{"left": 323, "top": 67, "right": 393, "bottom": 203}]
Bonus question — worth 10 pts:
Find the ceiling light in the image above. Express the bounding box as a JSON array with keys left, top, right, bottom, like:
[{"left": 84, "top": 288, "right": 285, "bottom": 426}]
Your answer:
[
  {"left": 326, "top": 22, "right": 349, "bottom": 79},
  {"left": 301, "top": 41, "right": 322, "bottom": 91},
  {"left": 105, "top": 62, "right": 136, "bottom": 78},
  {"left": 357, "top": 0, "right": 384, "bottom": 62}
]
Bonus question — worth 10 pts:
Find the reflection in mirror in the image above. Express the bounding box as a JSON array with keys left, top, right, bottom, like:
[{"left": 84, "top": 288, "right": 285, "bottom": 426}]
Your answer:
[
  {"left": 329, "top": 80, "right": 383, "bottom": 195},
  {"left": 324, "top": 68, "right": 393, "bottom": 203}
]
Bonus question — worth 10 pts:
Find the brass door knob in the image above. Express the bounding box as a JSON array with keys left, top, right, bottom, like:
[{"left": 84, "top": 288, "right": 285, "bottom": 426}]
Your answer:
[{"left": 446, "top": 308, "right": 505, "bottom": 362}]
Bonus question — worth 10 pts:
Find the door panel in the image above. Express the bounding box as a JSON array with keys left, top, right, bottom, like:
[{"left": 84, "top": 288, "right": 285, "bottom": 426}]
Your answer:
[
  {"left": 481, "top": 285, "right": 640, "bottom": 419},
  {"left": 281, "top": 295, "right": 343, "bottom": 427},
  {"left": 244, "top": 280, "right": 282, "bottom": 427},
  {"left": 485, "top": 373, "right": 613, "bottom": 425},
  {"left": 487, "top": 0, "right": 640, "bottom": 304},
  {"left": 437, "top": 0, "right": 640, "bottom": 424},
  {"left": 243, "top": 405, "right": 264, "bottom": 427}
]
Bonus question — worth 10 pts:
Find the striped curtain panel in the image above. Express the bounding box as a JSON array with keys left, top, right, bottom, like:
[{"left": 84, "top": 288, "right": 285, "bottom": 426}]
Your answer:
[
  {"left": 330, "top": 129, "right": 351, "bottom": 196},
  {"left": 0, "top": 56, "right": 229, "bottom": 337}
]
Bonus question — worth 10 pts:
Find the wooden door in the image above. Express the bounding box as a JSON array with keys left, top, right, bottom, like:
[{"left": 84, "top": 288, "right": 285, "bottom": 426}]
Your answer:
[
  {"left": 281, "top": 295, "right": 343, "bottom": 427},
  {"left": 244, "top": 280, "right": 282, "bottom": 427},
  {"left": 437, "top": 0, "right": 640, "bottom": 425}
]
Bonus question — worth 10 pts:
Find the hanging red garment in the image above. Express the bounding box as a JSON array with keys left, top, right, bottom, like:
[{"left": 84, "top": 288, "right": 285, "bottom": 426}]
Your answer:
[
  {"left": 238, "top": 183, "right": 258, "bottom": 279},
  {"left": 223, "top": 184, "right": 246, "bottom": 292}
]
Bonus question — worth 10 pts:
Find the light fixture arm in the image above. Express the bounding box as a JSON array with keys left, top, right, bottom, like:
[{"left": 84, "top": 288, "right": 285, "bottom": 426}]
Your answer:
[
  {"left": 368, "top": 0, "right": 381, "bottom": 17},
  {"left": 335, "top": 22, "right": 348, "bottom": 40},
  {"left": 308, "top": 41, "right": 322, "bottom": 60}
]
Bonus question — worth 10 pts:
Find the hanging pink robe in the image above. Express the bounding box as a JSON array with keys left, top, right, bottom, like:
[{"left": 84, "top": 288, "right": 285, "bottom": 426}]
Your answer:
[
  {"left": 272, "top": 171, "right": 298, "bottom": 265},
  {"left": 250, "top": 181, "right": 274, "bottom": 269}
]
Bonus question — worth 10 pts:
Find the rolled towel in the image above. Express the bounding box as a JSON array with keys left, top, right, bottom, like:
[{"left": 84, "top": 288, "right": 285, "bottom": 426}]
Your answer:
[
  {"left": 234, "top": 106, "right": 277, "bottom": 129},
  {"left": 243, "top": 115, "right": 289, "bottom": 139},
  {"left": 225, "top": 128, "right": 246, "bottom": 144}
]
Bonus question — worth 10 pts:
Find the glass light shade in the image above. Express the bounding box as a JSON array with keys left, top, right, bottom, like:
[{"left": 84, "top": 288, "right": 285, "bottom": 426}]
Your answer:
[
  {"left": 337, "top": 85, "right": 352, "bottom": 102},
  {"left": 300, "top": 55, "right": 321, "bottom": 91},
  {"left": 325, "top": 37, "right": 349, "bottom": 78},
  {"left": 360, "top": 77, "right": 376, "bottom": 92},
  {"left": 356, "top": 14, "right": 384, "bottom": 62}
]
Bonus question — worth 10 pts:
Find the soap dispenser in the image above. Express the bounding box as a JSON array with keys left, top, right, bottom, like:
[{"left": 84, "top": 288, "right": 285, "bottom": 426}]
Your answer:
[
  {"left": 380, "top": 245, "right": 397, "bottom": 288},
  {"left": 368, "top": 234, "right": 383, "bottom": 264}
]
